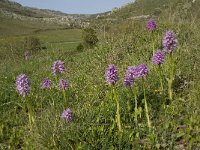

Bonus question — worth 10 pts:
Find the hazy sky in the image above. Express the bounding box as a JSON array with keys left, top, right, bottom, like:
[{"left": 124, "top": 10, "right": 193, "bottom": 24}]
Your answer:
[{"left": 13, "top": 0, "right": 134, "bottom": 14}]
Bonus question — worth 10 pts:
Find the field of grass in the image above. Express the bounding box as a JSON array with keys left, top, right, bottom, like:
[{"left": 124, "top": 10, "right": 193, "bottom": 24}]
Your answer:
[
  {"left": 1, "top": 20, "right": 200, "bottom": 149},
  {"left": 0, "top": 28, "right": 82, "bottom": 66},
  {"left": 1, "top": 1, "right": 200, "bottom": 149},
  {"left": 0, "top": 14, "right": 67, "bottom": 37},
  {"left": 0, "top": 28, "right": 82, "bottom": 45}
]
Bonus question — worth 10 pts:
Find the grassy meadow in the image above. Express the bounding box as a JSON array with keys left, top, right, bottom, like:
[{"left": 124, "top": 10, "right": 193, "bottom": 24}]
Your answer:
[{"left": 1, "top": 1, "right": 200, "bottom": 149}]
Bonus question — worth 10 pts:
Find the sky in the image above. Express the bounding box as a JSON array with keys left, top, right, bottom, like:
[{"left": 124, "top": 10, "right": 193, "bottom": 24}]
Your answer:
[{"left": 13, "top": 0, "right": 134, "bottom": 14}]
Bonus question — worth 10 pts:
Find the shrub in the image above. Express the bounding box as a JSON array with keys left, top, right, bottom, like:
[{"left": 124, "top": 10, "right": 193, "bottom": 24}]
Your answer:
[
  {"left": 23, "top": 36, "right": 41, "bottom": 52},
  {"left": 76, "top": 43, "right": 84, "bottom": 52},
  {"left": 82, "top": 27, "right": 98, "bottom": 49}
]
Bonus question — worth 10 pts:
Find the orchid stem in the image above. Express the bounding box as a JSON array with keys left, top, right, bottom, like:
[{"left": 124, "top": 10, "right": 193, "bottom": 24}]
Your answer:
[
  {"left": 133, "top": 87, "right": 138, "bottom": 126},
  {"left": 25, "top": 97, "right": 34, "bottom": 131},
  {"left": 168, "top": 54, "right": 174, "bottom": 101},
  {"left": 113, "top": 86, "right": 122, "bottom": 132},
  {"left": 158, "top": 65, "right": 164, "bottom": 92},
  {"left": 142, "top": 79, "right": 151, "bottom": 130}
]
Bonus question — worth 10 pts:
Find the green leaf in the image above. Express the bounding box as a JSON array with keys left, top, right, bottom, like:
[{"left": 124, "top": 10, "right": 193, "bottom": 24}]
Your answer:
[{"left": 176, "top": 132, "right": 185, "bottom": 139}]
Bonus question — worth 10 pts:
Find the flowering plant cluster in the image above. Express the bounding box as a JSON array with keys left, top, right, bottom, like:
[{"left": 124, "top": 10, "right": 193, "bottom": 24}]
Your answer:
[
  {"left": 162, "top": 30, "right": 178, "bottom": 53},
  {"left": 52, "top": 60, "right": 65, "bottom": 75},
  {"left": 16, "top": 60, "right": 72, "bottom": 124},
  {"left": 152, "top": 50, "right": 165, "bottom": 65},
  {"left": 16, "top": 74, "right": 30, "bottom": 97},
  {"left": 105, "top": 64, "right": 119, "bottom": 85},
  {"left": 15, "top": 18, "right": 178, "bottom": 133},
  {"left": 146, "top": 18, "right": 157, "bottom": 31},
  {"left": 41, "top": 79, "right": 52, "bottom": 89},
  {"left": 61, "top": 108, "right": 73, "bottom": 123}
]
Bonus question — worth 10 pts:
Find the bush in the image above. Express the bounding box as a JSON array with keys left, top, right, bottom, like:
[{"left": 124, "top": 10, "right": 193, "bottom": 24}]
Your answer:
[
  {"left": 23, "top": 36, "right": 41, "bottom": 52},
  {"left": 82, "top": 27, "right": 98, "bottom": 49},
  {"left": 76, "top": 43, "right": 84, "bottom": 52}
]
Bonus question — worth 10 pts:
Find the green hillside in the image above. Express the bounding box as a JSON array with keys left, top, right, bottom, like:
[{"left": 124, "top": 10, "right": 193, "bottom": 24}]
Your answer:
[
  {"left": 0, "top": 0, "right": 200, "bottom": 149},
  {"left": 92, "top": 0, "right": 200, "bottom": 29},
  {"left": 102, "top": 0, "right": 200, "bottom": 19}
]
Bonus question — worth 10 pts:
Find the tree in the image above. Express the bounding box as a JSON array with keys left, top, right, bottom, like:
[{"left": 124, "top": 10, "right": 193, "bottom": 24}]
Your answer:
[{"left": 82, "top": 27, "right": 98, "bottom": 49}]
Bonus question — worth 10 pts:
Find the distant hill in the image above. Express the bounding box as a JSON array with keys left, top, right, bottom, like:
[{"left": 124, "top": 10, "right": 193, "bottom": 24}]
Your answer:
[
  {"left": 0, "top": 0, "right": 89, "bottom": 19},
  {"left": 0, "top": 0, "right": 91, "bottom": 36}
]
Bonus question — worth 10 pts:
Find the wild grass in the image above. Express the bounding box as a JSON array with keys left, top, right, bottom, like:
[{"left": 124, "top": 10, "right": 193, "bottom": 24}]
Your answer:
[{"left": 0, "top": 15, "right": 66, "bottom": 37}]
